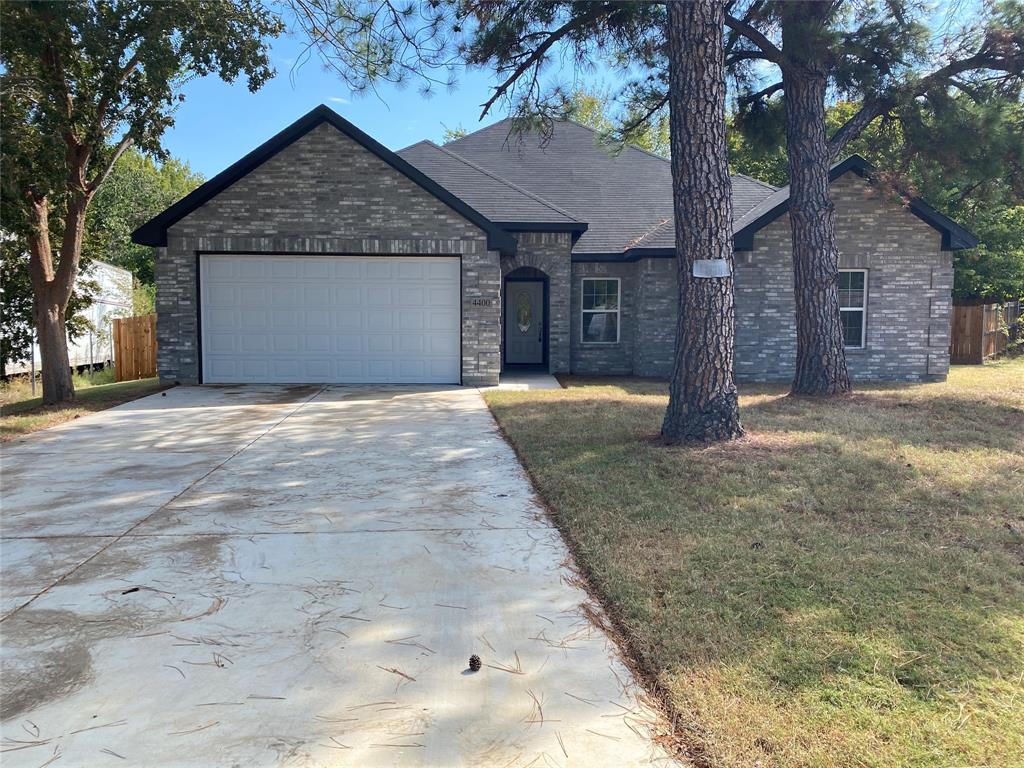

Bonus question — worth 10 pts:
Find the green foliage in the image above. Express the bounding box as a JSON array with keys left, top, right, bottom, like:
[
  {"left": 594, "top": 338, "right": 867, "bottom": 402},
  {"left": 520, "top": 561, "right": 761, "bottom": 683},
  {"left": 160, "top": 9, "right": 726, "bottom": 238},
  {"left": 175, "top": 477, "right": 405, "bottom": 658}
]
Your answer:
[
  {"left": 1, "top": 0, "right": 280, "bottom": 399},
  {"left": 131, "top": 281, "right": 157, "bottom": 316},
  {"left": 562, "top": 87, "right": 670, "bottom": 157},
  {"left": 953, "top": 206, "right": 1024, "bottom": 302},
  {"left": 441, "top": 123, "right": 468, "bottom": 143},
  {"left": 0, "top": 0, "right": 281, "bottom": 238},
  {"left": 85, "top": 149, "right": 204, "bottom": 284}
]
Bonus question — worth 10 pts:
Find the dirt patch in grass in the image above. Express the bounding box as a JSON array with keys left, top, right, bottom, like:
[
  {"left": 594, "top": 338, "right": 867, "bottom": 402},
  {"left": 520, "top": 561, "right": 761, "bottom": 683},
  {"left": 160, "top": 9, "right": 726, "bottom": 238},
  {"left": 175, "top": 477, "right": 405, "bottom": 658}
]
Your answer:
[
  {"left": 486, "top": 359, "right": 1024, "bottom": 768},
  {"left": 1, "top": 378, "right": 170, "bottom": 441}
]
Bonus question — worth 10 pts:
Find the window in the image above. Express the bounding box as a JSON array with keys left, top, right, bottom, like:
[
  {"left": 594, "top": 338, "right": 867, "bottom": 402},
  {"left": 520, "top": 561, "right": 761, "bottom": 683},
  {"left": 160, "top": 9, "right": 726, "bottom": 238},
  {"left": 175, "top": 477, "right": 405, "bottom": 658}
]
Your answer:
[
  {"left": 838, "top": 269, "right": 867, "bottom": 348},
  {"left": 581, "top": 278, "right": 620, "bottom": 343}
]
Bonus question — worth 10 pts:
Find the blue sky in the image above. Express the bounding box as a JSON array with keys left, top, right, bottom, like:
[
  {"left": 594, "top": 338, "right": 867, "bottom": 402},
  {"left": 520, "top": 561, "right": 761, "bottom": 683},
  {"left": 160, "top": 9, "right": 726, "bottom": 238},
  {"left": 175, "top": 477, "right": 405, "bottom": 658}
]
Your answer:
[
  {"left": 160, "top": 2, "right": 964, "bottom": 179},
  {"left": 163, "top": 32, "right": 525, "bottom": 178}
]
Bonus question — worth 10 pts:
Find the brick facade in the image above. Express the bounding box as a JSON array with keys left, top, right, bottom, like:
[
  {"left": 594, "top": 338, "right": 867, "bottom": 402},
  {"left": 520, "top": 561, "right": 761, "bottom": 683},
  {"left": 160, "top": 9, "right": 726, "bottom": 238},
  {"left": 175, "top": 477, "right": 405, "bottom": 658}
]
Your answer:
[
  {"left": 155, "top": 123, "right": 501, "bottom": 386},
  {"left": 156, "top": 128, "right": 952, "bottom": 386},
  {"left": 567, "top": 172, "right": 953, "bottom": 382}
]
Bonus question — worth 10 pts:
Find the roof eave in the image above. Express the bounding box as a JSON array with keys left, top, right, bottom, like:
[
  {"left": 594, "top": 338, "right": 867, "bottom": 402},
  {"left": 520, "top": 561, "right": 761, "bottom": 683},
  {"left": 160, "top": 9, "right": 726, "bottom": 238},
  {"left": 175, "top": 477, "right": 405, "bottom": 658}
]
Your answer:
[
  {"left": 572, "top": 246, "right": 674, "bottom": 263},
  {"left": 131, "top": 105, "right": 518, "bottom": 256}
]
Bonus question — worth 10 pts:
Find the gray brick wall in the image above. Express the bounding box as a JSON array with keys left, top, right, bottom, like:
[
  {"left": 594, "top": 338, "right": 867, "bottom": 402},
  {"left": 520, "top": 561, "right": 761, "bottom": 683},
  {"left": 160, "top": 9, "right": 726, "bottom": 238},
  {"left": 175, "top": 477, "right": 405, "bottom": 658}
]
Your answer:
[
  {"left": 633, "top": 258, "right": 676, "bottom": 376},
  {"left": 500, "top": 232, "right": 572, "bottom": 373},
  {"left": 736, "top": 172, "right": 953, "bottom": 382},
  {"left": 156, "top": 123, "right": 501, "bottom": 386},
  {"left": 568, "top": 172, "right": 953, "bottom": 382}
]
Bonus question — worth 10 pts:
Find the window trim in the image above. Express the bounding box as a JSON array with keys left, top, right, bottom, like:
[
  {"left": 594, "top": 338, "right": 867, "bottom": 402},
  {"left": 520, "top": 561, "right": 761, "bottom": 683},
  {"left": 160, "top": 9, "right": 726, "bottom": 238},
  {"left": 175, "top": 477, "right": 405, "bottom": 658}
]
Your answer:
[
  {"left": 839, "top": 268, "right": 868, "bottom": 349},
  {"left": 580, "top": 277, "right": 621, "bottom": 345}
]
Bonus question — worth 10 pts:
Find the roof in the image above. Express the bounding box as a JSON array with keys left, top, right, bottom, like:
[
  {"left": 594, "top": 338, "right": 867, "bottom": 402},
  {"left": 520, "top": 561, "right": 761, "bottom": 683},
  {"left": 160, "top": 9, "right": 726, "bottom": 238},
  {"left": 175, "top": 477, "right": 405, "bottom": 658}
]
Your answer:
[
  {"left": 134, "top": 106, "right": 976, "bottom": 260},
  {"left": 733, "top": 155, "right": 979, "bottom": 251},
  {"left": 397, "top": 140, "right": 585, "bottom": 231},
  {"left": 441, "top": 118, "right": 677, "bottom": 253},
  {"left": 131, "top": 105, "right": 517, "bottom": 255},
  {"left": 440, "top": 118, "right": 783, "bottom": 255}
]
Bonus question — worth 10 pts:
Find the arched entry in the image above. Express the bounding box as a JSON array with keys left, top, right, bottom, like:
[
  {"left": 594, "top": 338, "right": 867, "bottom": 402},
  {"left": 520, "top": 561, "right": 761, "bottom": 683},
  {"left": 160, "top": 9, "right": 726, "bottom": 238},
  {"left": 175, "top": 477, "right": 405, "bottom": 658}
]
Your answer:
[{"left": 503, "top": 267, "right": 548, "bottom": 367}]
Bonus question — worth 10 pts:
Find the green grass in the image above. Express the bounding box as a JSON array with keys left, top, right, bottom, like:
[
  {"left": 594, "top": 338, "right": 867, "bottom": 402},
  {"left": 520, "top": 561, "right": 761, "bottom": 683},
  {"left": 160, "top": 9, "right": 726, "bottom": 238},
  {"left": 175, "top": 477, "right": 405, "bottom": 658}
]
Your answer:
[
  {"left": 485, "top": 359, "right": 1024, "bottom": 768},
  {"left": 1, "top": 375, "right": 168, "bottom": 441}
]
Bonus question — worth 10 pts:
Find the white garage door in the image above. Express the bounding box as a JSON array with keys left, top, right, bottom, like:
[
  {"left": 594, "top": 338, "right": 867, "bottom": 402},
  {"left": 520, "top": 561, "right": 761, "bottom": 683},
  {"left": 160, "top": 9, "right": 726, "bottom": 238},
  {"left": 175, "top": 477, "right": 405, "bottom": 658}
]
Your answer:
[{"left": 200, "top": 254, "right": 460, "bottom": 384}]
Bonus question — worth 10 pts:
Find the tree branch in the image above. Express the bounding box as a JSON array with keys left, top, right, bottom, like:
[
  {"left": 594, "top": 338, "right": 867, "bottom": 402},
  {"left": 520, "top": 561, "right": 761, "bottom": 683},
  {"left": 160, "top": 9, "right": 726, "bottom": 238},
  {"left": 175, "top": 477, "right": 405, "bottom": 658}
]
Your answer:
[
  {"left": 87, "top": 132, "right": 134, "bottom": 193},
  {"left": 828, "top": 36, "right": 1024, "bottom": 159},
  {"left": 479, "top": 4, "right": 612, "bottom": 119},
  {"left": 738, "top": 80, "right": 784, "bottom": 106},
  {"left": 725, "top": 13, "right": 788, "bottom": 70}
]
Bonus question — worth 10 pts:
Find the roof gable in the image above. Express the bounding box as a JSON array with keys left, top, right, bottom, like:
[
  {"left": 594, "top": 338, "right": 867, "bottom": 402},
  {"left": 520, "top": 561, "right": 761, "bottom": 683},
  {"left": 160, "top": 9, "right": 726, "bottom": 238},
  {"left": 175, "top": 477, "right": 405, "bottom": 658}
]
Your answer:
[
  {"left": 131, "top": 105, "right": 516, "bottom": 255},
  {"left": 733, "top": 155, "right": 979, "bottom": 251}
]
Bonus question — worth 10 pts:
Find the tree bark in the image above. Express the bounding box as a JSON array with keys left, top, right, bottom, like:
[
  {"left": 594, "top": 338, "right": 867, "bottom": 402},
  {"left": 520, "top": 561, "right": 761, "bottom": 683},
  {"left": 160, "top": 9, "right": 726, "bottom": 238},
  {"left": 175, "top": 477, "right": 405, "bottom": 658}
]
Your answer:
[
  {"left": 25, "top": 194, "right": 80, "bottom": 405},
  {"left": 661, "top": 0, "right": 742, "bottom": 443},
  {"left": 781, "top": 6, "right": 852, "bottom": 396}
]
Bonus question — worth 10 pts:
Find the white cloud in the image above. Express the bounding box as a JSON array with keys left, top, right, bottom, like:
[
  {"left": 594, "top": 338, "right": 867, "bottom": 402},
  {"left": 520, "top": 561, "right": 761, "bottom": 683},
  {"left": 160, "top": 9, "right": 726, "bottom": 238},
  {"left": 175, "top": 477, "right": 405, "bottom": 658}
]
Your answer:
[{"left": 328, "top": 96, "right": 350, "bottom": 105}]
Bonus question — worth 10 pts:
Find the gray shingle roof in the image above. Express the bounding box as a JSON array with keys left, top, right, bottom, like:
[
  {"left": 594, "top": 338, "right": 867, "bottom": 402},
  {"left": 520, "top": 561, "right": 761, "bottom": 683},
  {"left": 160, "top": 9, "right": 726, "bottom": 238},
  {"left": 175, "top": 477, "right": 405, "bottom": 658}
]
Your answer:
[
  {"left": 438, "top": 118, "right": 779, "bottom": 254},
  {"left": 397, "top": 140, "right": 582, "bottom": 226}
]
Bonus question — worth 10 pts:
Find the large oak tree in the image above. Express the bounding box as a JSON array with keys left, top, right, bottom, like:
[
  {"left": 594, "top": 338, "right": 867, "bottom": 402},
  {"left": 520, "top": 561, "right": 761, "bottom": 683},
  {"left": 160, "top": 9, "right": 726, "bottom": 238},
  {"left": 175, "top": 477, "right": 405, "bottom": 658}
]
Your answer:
[{"left": 1, "top": 0, "right": 282, "bottom": 404}]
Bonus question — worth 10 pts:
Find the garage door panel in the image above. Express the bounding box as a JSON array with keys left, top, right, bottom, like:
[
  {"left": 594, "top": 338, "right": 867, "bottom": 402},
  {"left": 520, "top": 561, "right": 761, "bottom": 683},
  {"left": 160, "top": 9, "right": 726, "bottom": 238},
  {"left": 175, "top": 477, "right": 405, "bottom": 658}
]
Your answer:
[
  {"left": 396, "top": 261, "right": 426, "bottom": 279},
  {"left": 201, "top": 254, "right": 460, "bottom": 384},
  {"left": 271, "top": 259, "right": 299, "bottom": 279},
  {"left": 365, "top": 261, "right": 394, "bottom": 279},
  {"left": 366, "top": 286, "right": 392, "bottom": 305},
  {"left": 239, "top": 286, "right": 268, "bottom": 305},
  {"left": 304, "top": 309, "right": 331, "bottom": 330},
  {"left": 398, "top": 287, "right": 424, "bottom": 305},
  {"left": 237, "top": 260, "right": 268, "bottom": 279},
  {"left": 366, "top": 310, "right": 392, "bottom": 329}
]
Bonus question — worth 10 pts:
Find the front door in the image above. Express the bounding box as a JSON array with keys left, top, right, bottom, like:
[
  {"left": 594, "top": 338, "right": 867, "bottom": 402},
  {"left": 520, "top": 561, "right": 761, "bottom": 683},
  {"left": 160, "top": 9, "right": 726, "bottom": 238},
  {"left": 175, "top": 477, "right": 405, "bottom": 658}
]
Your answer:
[{"left": 504, "top": 280, "right": 544, "bottom": 365}]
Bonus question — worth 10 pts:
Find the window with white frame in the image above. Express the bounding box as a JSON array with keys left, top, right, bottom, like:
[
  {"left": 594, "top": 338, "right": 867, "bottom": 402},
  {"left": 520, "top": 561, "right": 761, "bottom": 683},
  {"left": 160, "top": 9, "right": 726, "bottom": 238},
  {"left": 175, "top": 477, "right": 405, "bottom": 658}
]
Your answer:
[
  {"left": 581, "top": 278, "right": 620, "bottom": 343},
  {"left": 838, "top": 269, "right": 867, "bottom": 348}
]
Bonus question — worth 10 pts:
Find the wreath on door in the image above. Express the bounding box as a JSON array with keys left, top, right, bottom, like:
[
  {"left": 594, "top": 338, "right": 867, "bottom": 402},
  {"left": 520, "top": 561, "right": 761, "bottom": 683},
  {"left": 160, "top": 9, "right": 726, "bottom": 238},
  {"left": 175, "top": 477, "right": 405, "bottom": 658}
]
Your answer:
[{"left": 515, "top": 291, "right": 532, "bottom": 333}]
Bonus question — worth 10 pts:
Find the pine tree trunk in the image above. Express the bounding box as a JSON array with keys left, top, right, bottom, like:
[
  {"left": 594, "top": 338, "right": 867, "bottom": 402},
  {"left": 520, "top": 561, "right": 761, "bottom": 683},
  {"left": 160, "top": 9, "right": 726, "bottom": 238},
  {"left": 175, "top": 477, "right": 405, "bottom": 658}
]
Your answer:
[
  {"left": 782, "top": 10, "right": 852, "bottom": 396},
  {"left": 661, "top": 0, "right": 742, "bottom": 443}
]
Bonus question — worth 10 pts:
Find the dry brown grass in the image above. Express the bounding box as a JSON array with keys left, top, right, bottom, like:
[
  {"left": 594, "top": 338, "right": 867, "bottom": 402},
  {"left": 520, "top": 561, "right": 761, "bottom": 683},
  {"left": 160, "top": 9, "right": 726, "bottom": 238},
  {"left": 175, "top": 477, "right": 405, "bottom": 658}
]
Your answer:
[
  {"left": 1, "top": 377, "right": 168, "bottom": 441},
  {"left": 486, "top": 359, "right": 1024, "bottom": 768}
]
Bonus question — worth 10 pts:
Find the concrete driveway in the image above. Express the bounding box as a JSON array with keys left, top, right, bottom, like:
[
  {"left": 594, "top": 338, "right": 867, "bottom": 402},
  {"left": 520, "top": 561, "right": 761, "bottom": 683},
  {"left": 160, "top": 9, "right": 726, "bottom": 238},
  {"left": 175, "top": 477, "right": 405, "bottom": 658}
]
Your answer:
[{"left": 1, "top": 385, "right": 672, "bottom": 767}]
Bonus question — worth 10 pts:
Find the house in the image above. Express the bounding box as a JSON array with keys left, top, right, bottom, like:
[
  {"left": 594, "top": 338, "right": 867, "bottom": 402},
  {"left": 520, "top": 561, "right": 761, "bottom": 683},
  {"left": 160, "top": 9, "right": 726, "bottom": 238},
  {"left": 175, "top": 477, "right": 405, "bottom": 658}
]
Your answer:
[{"left": 132, "top": 105, "right": 976, "bottom": 387}]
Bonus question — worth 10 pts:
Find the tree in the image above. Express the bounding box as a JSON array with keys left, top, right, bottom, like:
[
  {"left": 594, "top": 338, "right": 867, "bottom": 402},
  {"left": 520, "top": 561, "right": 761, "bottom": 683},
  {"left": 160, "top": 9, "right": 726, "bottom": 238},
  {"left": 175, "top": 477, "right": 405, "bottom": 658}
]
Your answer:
[
  {"left": 85, "top": 149, "right": 204, "bottom": 285},
  {"left": 1, "top": 0, "right": 282, "bottom": 405},
  {"left": 661, "top": 0, "right": 742, "bottom": 441},
  {"left": 563, "top": 86, "right": 670, "bottom": 157},
  {"left": 725, "top": 0, "right": 1024, "bottom": 394}
]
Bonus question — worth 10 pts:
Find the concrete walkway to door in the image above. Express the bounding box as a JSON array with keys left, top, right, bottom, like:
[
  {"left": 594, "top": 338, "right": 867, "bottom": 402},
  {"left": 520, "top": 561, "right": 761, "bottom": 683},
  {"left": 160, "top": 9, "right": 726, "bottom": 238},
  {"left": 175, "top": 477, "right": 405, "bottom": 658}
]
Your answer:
[{"left": 0, "top": 385, "right": 673, "bottom": 767}]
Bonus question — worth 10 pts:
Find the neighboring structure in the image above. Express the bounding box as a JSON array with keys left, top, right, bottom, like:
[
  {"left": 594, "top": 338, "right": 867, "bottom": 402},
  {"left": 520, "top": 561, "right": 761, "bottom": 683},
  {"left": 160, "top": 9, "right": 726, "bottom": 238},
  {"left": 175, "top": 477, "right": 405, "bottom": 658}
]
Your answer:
[
  {"left": 8, "top": 260, "right": 133, "bottom": 376},
  {"left": 133, "top": 105, "right": 977, "bottom": 387}
]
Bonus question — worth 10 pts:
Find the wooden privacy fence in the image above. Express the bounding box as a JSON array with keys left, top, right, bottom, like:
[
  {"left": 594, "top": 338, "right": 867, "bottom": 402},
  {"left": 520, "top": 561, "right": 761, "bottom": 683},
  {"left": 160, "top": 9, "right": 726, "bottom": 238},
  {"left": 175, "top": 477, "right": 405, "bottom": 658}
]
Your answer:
[
  {"left": 112, "top": 314, "right": 157, "bottom": 381},
  {"left": 949, "top": 301, "right": 1021, "bottom": 364}
]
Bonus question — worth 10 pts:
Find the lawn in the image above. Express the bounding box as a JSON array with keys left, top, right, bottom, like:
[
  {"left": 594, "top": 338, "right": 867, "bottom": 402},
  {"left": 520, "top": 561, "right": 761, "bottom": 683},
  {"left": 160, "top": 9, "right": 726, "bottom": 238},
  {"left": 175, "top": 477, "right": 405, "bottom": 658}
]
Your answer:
[
  {"left": 1, "top": 371, "right": 168, "bottom": 441},
  {"left": 485, "top": 359, "right": 1024, "bottom": 768}
]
